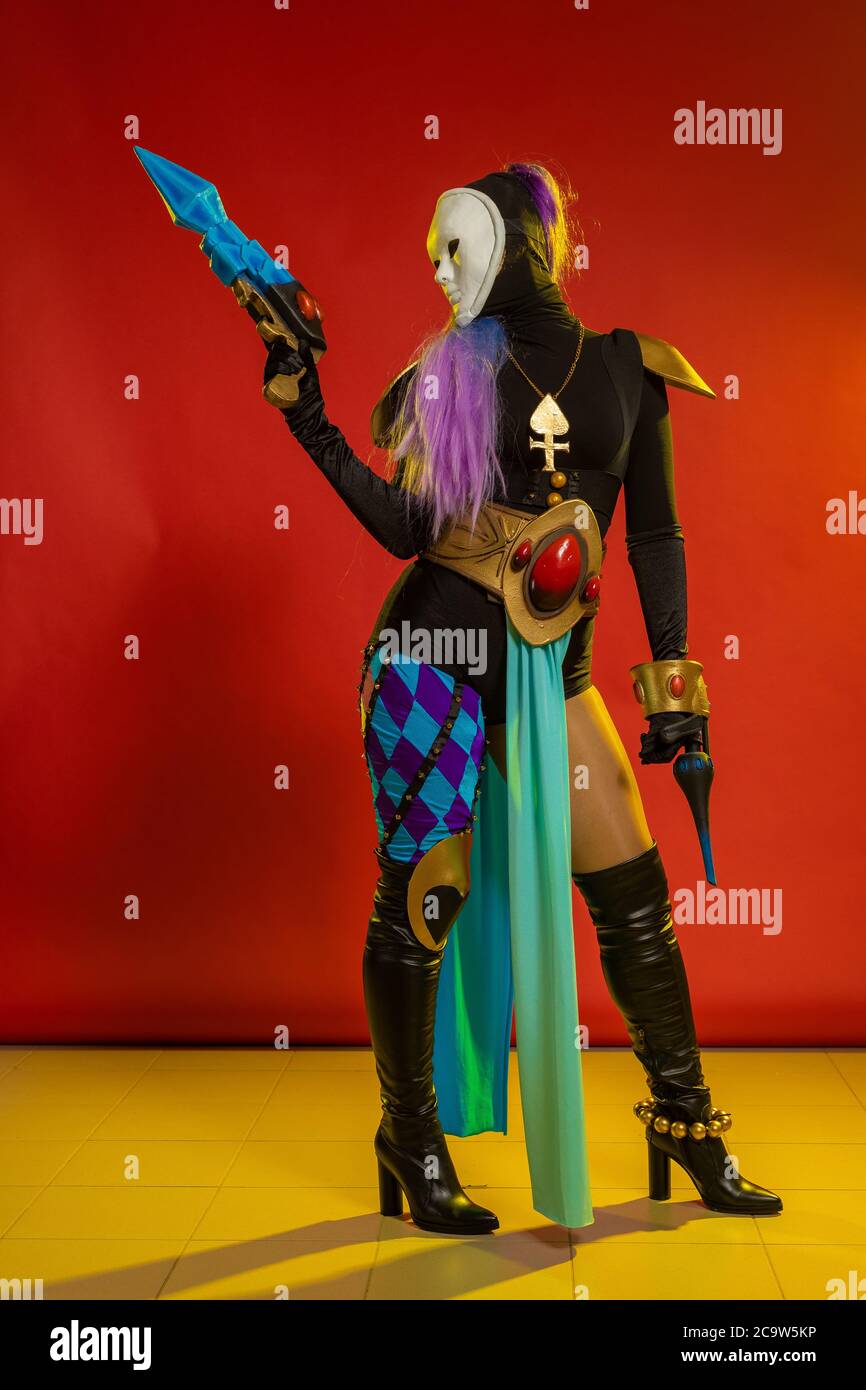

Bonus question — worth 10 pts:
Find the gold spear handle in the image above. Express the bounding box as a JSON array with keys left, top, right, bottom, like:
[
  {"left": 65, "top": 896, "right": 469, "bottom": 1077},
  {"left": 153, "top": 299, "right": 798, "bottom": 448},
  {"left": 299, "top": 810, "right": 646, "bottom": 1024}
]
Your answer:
[{"left": 232, "top": 277, "right": 322, "bottom": 410}]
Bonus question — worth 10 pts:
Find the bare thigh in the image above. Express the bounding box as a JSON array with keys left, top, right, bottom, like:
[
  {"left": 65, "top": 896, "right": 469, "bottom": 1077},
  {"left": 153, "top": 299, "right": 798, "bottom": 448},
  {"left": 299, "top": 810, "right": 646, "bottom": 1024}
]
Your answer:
[
  {"left": 567, "top": 686, "right": 654, "bottom": 873},
  {"left": 486, "top": 685, "right": 652, "bottom": 874}
]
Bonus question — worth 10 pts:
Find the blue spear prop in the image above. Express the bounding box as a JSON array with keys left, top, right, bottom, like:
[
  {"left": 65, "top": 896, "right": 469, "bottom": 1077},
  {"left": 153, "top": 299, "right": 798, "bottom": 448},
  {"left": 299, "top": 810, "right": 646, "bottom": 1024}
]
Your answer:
[
  {"left": 134, "top": 146, "right": 325, "bottom": 406},
  {"left": 673, "top": 722, "right": 717, "bottom": 885}
]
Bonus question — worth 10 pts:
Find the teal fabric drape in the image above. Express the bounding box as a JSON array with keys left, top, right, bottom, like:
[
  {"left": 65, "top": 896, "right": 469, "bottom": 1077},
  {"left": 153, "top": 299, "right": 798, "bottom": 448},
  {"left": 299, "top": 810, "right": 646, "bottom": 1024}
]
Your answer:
[{"left": 434, "top": 619, "right": 593, "bottom": 1229}]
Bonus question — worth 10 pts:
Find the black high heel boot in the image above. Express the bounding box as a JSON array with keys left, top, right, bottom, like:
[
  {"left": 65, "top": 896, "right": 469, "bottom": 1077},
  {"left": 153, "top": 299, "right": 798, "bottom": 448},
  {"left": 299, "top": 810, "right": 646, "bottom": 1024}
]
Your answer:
[
  {"left": 363, "top": 848, "right": 499, "bottom": 1236},
  {"left": 573, "top": 845, "right": 782, "bottom": 1216}
]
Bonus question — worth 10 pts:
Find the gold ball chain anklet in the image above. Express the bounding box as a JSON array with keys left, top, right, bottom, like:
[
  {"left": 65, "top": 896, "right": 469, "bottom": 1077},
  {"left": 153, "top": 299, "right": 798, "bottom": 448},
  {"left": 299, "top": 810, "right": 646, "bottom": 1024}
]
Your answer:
[{"left": 633, "top": 1098, "right": 733, "bottom": 1141}]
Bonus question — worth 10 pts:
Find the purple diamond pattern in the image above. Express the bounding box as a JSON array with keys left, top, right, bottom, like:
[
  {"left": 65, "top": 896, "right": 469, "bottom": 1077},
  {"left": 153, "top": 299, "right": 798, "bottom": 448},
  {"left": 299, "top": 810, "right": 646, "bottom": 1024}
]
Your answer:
[
  {"left": 389, "top": 733, "right": 427, "bottom": 786},
  {"left": 374, "top": 783, "right": 398, "bottom": 826},
  {"left": 402, "top": 797, "right": 438, "bottom": 845},
  {"left": 364, "top": 726, "right": 390, "bottom": 784},
  {"left": 414, "top": 663, "right": 453, "bottom": 725},
  {"left": 377, "top": 667, "right": 415, "bottom": 730},
  {"left": 436, "top": 736, "right": 471, "bottom": 790},
  {"left": 362, "top": 655, "right": 486, "bottom": 864},
  {"left": 443, "top": 794, "right": 472, "bottom": 834}
]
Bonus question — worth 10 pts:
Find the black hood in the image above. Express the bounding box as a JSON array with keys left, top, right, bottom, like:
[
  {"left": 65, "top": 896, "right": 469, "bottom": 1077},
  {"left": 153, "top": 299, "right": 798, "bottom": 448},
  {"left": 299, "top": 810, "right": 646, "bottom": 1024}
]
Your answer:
[{"left": 464, "top": 170, "right": 574, "bottom": 336}]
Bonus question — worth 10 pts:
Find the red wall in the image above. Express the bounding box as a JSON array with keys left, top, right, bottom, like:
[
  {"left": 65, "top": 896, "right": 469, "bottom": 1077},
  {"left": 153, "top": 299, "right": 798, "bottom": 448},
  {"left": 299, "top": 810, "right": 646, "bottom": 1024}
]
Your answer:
[{"left": 2, "top": 0, "right": 864, "bottom": 1043}]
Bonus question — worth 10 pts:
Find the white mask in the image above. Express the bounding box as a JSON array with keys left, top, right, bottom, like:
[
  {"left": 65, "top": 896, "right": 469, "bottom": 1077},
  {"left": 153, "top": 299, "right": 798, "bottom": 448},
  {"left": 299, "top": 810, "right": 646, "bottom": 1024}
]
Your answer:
[{"left": 426, "top": 188, "right": 506, "bottom": 327}]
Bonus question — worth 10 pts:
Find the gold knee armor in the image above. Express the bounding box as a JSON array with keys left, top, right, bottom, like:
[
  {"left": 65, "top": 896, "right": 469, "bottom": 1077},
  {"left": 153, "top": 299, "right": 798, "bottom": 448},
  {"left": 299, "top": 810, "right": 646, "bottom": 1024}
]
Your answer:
[{"left": 406, "top": 832, "right": 472, "bottom": 952}]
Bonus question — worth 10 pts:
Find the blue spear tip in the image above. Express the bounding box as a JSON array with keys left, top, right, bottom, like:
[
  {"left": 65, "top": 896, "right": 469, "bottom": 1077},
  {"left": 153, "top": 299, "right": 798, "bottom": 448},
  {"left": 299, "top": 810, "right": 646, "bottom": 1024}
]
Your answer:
[
  {"left": 134, "top": 145, "right": 293, "bottom": 293},
  {"left": 133, "top": 146, "right": 227, "bottom": 234}
]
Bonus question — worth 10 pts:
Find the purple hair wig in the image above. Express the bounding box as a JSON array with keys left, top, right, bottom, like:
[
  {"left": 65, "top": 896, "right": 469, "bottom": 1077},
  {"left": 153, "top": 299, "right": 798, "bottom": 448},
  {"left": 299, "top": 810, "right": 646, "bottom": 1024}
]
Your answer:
[
  {"left": 390, "top": 163, "right": 573, "bottom": 538},
  {"left": 504, "top": 161, "right": 573, "bottom": 283},
  {"left": 391, "top": 316, "right": 507, "bottom": 540}
]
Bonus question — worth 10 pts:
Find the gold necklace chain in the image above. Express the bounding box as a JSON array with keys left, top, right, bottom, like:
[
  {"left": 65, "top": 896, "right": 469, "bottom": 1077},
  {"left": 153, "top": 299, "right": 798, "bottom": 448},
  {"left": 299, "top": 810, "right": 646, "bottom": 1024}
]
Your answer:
[{"left": 505, "top": 320, "right": 585, "bottom": 399}]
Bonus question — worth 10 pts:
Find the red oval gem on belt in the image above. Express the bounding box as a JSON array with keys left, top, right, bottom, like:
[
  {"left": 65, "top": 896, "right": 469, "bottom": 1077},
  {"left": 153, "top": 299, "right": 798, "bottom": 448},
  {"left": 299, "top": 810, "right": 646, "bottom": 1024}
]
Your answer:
[
  {"left": 511, "top": 539, "right": 533, "bottom": 571},
  {"left": 527, "top": 533, "right": 582, "bottom": 613}
]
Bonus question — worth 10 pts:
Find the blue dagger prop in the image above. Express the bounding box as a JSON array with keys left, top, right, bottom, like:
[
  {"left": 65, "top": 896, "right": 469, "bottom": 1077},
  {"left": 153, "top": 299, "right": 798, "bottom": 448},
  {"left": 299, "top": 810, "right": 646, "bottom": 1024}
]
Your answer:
[{"left": 134, "top": 146, "right": 326, "bottom": 407}]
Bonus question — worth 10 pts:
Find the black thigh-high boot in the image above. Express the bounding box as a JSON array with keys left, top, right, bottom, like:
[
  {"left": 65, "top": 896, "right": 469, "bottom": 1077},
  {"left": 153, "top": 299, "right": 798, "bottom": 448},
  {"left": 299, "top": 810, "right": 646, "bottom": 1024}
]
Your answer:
[
  {"left": 573, "top": 845, "right": 782, "bottom": 1215},
  {"left": 363, "top": 846, "right": 499, "bottom": 1235}
]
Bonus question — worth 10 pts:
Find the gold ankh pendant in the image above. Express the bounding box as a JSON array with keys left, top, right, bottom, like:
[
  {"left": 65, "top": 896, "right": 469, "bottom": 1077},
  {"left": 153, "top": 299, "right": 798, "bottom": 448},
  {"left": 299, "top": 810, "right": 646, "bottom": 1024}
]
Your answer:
[{"left": 529, "top": 393, "right": 570, "bottom": 471}]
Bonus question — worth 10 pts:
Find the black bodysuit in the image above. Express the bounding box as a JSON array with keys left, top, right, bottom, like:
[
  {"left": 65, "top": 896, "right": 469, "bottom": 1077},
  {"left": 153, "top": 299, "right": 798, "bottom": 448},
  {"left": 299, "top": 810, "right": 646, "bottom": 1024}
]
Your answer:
[{"left": 277, "top": 179, "right": 689, "bottom": 724}]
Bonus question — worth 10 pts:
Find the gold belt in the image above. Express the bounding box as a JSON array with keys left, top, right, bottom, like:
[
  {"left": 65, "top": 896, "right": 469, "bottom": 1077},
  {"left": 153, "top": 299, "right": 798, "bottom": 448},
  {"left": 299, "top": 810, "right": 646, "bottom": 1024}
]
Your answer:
[{"left": 423, "top": 499, "right": 603, "bottom": 647}]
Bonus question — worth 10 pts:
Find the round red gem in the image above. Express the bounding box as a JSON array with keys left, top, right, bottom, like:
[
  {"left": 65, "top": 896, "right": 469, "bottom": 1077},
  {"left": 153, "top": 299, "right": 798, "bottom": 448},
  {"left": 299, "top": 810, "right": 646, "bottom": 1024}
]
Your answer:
[
  {"left": 582, "top": 574, "right": 601, "bottom": 602},
  {"left": 527, "top": 533, "right": 582, "bottom": 613},
  {"left": 296, "top": 289, "right": 317, "bottom": 320},
  {"left": 512, "top": 539, "right": 533, "bottom": 571},
  {"left": 669, "top": 673, "right": 686, "bottom": 698}
]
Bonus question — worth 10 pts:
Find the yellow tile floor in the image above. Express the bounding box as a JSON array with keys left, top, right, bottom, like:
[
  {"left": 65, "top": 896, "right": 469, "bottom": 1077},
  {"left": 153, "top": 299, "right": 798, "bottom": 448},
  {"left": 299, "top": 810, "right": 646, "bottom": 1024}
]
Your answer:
[{"left": 0, "top": 1046, "right": 864, "bottom": 1300}]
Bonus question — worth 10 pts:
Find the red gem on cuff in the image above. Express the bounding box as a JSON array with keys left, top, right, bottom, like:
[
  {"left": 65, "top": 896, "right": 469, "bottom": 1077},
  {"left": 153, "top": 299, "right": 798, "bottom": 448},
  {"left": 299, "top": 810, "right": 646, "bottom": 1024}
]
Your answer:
[
  {"left": 669, "top": 673, "right": 686, "bottom": 698},
  {"left": 582, "top": 574, "right": 601, "bottom": 601}
]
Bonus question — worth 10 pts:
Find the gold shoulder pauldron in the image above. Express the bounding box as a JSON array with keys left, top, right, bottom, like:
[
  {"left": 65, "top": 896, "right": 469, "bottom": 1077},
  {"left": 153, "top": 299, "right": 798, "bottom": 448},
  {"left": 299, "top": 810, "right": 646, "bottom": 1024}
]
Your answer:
[
  {"left": 370, "top": 362, "right": 419, "bottom": 447},
  {"left": 634, "top": 332, "right": 715, "bottom": 399}
]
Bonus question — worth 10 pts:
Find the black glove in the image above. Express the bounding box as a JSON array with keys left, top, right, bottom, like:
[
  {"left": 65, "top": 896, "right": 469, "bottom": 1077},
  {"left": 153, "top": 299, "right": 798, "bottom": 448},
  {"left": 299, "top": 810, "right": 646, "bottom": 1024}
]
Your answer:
[
  {"left": 263, "top": 336, "right": 324, "bottom": 430},
  {"left": 639, "top": 711, "right": 706, "bottom": 765},
  {"left": 258, "top": 335, "right": 428, "bottom": 559}
]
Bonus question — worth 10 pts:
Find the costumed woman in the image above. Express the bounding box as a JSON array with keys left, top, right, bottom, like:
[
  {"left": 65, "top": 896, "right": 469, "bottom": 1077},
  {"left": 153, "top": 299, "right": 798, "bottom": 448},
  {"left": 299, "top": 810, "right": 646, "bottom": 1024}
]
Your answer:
[{"left": 263, "top": 163, "right": 782, "bottom": 1233}]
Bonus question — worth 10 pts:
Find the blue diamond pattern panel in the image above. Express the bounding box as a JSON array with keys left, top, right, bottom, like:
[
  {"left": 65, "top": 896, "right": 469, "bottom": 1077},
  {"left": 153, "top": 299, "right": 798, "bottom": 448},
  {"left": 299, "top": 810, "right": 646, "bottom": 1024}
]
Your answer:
[{"left": 362, "top": 648, "right": 486, "bottom": 863}]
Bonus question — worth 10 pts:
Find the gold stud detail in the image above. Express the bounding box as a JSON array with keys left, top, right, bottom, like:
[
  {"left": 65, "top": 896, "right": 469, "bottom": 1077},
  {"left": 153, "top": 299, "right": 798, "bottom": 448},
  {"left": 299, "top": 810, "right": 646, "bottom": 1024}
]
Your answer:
[
  {"left": 670, "top": 1121, "right": 688, "bottom": 1139},
  {"left": 550, "top": 471, "right": 568, "bottom": 490},
  {"left": 689, "top": 1122, "right": 707, "bottom": 1141},
  {"left": 546, "top": 492, "right": 563, "bottom": 508},
  {"left": 653, "top": 1115, "right": 671, "bottom": 1134}
]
